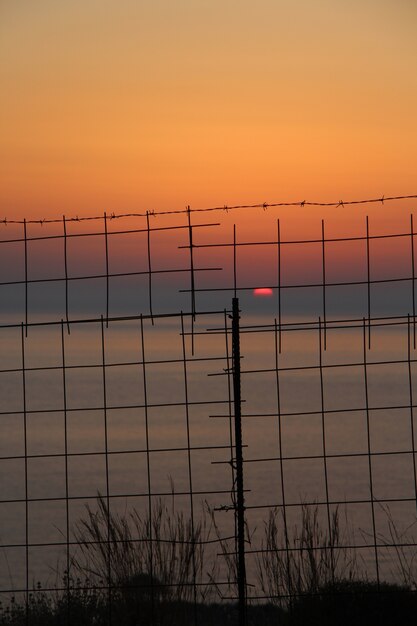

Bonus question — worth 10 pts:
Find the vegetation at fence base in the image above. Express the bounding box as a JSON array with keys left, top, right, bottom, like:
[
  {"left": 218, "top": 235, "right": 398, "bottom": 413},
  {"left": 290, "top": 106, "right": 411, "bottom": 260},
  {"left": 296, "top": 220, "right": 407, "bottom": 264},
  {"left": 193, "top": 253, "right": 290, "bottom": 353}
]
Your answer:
[
  {"left": 0, "top": 587, "right": 282, "bottom": 626},
  {"left": 71, "top": 494, "right": 210, "bottom": 607},
  {"left": 2, "top": 498, "right": 417, "bottom": 625},
  {"left": 2, "top": 581, "right": 417, "bottom": 626},
  {"left": 0, "top": 578, "right": 103, "bottom": 626},
  {"left": 289, "top": 580, "right": 417, "bottom": 626},
  {"left": 255, "top": 503, "right": 417, "bottom": 624},
  {"left": 256, "top": 504, "right": 358, "bottom": 602}
]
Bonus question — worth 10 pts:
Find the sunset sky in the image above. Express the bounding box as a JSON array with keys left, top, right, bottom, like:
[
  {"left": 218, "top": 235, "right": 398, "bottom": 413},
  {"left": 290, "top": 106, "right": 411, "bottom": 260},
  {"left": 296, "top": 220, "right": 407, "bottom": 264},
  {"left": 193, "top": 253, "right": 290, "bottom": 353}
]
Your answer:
[{"left": 1, "top": 0, "right": 416, "bottom": 230}]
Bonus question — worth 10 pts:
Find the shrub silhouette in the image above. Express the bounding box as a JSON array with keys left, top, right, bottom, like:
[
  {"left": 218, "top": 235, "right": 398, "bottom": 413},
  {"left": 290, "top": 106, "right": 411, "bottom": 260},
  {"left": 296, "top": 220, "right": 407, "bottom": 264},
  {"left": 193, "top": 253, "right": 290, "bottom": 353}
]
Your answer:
[{"left": 290, "top": 579, "right": 417, "bottom": 626}]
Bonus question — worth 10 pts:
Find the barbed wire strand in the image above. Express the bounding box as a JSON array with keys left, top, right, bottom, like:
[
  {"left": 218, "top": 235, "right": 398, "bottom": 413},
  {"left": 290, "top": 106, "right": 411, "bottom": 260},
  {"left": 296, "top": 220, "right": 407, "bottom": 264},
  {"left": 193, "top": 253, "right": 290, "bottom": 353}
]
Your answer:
[{"left": 1, "top": 194, "right": 416, "bottom": 225}]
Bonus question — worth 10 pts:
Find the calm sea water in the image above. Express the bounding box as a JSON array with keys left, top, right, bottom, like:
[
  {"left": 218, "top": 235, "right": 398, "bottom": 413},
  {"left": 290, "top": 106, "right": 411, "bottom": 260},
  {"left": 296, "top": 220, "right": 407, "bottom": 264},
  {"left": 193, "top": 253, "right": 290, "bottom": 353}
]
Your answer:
[{"left": 1, "top": 312, "right": 417, "bottom": 593}]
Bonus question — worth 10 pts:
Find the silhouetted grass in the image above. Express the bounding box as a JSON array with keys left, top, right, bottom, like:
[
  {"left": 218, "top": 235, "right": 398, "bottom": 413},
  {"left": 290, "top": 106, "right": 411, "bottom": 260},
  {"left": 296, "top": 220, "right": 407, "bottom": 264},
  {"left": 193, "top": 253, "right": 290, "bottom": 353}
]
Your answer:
[
  {"left": 255, "top": 503, "right": 417, "bottom": 625},
  {"left": 1, "top": 498, "right": 417, "bottom": 625},
  {"left": 256, "top": 504, "right": 358, "bottom": 606}
]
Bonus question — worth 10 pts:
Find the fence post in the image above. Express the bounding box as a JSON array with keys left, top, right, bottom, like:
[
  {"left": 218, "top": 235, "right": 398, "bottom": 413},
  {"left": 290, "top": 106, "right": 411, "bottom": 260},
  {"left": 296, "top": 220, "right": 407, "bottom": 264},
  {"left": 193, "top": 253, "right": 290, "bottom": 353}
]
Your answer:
[{"left": 232, "top": 297, "right": 247, "bottom": 625}]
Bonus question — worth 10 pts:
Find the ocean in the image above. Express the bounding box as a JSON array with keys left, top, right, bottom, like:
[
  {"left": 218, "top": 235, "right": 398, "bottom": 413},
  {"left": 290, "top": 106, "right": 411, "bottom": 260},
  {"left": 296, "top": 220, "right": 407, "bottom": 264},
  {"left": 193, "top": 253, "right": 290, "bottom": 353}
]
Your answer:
[{"left": 1, "top": 311, "right": 417, "bottom": 593}]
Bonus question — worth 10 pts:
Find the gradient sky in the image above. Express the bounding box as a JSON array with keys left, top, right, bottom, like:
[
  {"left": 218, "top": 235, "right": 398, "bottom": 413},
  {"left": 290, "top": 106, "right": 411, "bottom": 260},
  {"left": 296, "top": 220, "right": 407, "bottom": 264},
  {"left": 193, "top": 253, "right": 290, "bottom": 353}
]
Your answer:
[{"left": 1, "top": 0, "right": 416, "bottom": 226}]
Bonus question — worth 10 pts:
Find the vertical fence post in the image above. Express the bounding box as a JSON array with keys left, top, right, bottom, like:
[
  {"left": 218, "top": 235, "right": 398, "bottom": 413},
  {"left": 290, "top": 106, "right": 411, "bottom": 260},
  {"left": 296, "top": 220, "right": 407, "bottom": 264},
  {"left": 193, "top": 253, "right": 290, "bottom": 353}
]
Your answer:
[{"left": 232, "top": 297, "right": 247, "bottom": 625}]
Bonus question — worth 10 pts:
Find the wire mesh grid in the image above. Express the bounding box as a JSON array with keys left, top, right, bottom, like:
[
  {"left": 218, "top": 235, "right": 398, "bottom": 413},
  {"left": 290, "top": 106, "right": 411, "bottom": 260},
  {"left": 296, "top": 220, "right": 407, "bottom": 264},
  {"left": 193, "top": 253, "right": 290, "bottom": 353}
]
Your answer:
[{"left": 1, "top": 199, "right": 417, "bottom": 624}]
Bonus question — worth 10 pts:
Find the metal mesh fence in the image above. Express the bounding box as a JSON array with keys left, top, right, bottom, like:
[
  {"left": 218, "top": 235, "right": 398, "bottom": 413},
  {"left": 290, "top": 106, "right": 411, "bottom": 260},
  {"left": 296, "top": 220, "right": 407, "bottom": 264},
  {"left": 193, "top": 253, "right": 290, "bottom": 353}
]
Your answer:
[{"left": 1, "top": 200, "right": 417, "bottom": 624}]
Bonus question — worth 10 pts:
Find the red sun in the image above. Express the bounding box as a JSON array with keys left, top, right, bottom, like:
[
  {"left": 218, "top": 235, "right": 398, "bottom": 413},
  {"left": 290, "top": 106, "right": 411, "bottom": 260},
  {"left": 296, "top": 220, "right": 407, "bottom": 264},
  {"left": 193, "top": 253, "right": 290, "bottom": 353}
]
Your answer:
[{"left": 253, "top": 288, "right": 273, "bottom": 296}]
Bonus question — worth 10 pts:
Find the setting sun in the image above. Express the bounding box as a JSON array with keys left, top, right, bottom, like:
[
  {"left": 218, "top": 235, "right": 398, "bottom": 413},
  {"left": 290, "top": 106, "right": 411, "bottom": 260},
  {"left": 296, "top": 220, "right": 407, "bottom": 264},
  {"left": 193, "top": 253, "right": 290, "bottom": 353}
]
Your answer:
[{"left": 253, "top": 287, "right": 273, "bottom": 296}]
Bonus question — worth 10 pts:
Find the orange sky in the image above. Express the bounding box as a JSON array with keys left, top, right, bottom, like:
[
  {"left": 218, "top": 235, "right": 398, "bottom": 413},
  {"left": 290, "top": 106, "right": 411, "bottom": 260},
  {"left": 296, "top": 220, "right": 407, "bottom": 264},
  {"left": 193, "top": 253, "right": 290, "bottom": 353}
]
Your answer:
[{"left": 0, "top": 0, "right": 416, "bottom": 231}]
